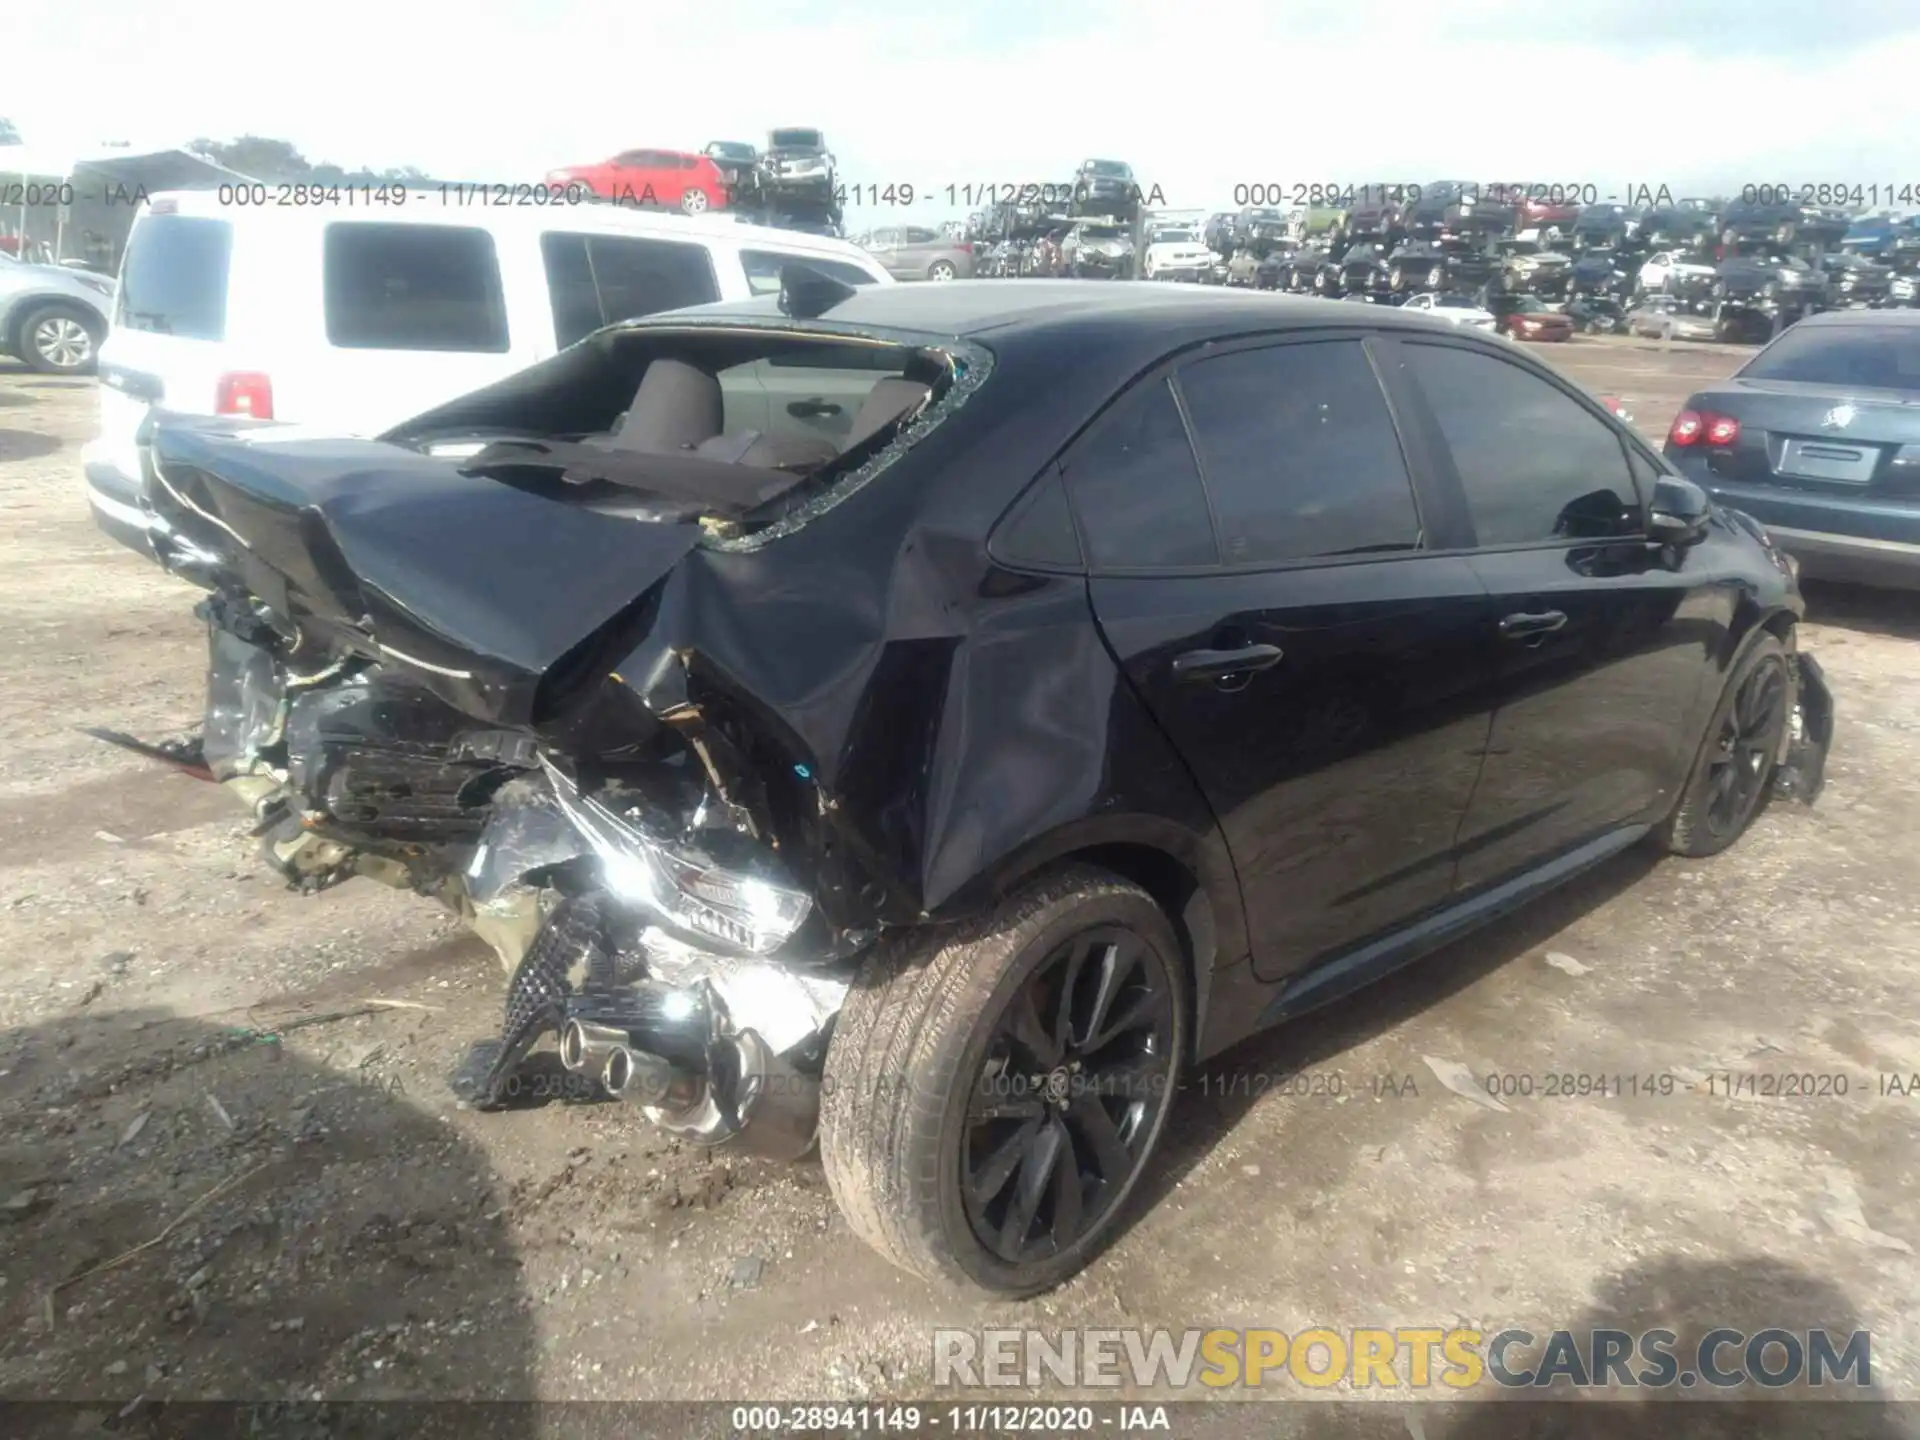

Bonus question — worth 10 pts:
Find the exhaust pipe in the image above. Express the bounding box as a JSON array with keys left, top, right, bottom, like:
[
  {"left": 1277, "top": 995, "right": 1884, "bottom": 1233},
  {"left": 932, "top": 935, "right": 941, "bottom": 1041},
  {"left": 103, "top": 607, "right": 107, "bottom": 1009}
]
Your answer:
[
  {"left": 642, "top": 1028, "right": 820, "bottom": 1162},
  {"left": 600, "top": 1043, "right": 685, "bottom": 1107},
  {"left": 554, "top": 980, "right": 825, "bottom": 1160},
  {"left": 559, "top": 1018, "right": 628, "bottom": 1076}
]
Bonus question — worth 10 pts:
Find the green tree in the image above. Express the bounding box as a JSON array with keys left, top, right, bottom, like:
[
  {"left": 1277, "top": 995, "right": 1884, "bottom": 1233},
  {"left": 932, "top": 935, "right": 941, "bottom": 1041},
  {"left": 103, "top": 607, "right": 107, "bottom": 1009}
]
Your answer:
[{"left": 188, "top": 135, "right": 312, "bottom": 180}]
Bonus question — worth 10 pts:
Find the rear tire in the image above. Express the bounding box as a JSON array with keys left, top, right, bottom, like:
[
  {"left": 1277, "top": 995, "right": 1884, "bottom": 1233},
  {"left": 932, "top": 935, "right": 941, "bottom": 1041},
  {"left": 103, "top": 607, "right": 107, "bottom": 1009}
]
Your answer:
[
  {"left": 1656, "top": 632, "right": 1791, "bottom": 858},
  {"left": 819, "top": 865, "right": 1187, "bottom": 1297}
]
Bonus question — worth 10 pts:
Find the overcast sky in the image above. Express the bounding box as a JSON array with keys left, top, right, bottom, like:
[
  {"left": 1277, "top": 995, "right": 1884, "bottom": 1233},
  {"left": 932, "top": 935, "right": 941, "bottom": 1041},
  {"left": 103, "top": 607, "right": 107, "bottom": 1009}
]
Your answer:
[{"left": 9, "top": 0, "right": 1920, "bottom": 222}]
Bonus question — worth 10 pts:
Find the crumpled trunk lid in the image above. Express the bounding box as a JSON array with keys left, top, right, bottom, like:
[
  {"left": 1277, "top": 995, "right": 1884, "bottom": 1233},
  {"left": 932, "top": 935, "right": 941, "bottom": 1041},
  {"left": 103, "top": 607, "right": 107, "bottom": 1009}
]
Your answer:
[{"left": 147, "top": 419, "right": 700, "bottom": 726}]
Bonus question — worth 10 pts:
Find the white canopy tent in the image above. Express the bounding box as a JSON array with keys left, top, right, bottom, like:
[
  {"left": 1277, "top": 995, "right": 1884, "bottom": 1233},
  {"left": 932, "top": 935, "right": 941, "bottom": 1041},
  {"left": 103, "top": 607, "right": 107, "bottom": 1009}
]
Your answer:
[{"left": 2, "top": 143, "right": 252, "bottom": 267}]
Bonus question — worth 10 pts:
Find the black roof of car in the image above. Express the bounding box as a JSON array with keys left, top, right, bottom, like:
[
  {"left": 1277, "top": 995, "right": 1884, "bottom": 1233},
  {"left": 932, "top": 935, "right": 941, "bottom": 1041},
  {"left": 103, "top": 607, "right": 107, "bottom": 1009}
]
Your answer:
[
  {"left": 1792, "top": 307, "right": 1920, "bottom": 328},
  {"left": 658, "top": 280, "right": 1458, "bottom": 343}
]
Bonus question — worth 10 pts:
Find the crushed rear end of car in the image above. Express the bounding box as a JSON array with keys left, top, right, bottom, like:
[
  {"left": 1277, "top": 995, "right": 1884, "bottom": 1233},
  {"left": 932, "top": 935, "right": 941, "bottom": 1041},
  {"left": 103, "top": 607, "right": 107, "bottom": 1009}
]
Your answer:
[{"left": 108, "top": 295, "right": 998, "bottom": 1160}]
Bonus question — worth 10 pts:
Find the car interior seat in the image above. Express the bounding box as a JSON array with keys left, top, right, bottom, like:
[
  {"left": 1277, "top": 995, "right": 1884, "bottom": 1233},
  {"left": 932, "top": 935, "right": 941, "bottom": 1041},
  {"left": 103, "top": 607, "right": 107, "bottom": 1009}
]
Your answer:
[
  {"left": 599, "top": 358, "right": 725, "bottom": 453},
  {"left": 842, "top": 378, "right": 931, "bottom": 452}
]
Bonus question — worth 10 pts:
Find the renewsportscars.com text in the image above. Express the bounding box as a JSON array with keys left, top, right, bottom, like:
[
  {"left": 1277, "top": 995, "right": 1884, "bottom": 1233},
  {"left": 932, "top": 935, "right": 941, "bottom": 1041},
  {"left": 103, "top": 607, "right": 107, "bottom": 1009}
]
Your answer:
[{"left": 932, "top": 1327, "right": 1872, "bottom": 1391}]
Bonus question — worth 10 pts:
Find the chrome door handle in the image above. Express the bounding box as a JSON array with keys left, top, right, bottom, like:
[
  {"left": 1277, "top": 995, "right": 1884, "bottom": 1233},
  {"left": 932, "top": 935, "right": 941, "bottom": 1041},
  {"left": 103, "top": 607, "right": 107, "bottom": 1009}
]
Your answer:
[
  {"left": 1498, "top": 610, "right": 1568, "bottom": 640},
  {"left": 1171, "top": 644, "right": 1285, "bottom": 684}
]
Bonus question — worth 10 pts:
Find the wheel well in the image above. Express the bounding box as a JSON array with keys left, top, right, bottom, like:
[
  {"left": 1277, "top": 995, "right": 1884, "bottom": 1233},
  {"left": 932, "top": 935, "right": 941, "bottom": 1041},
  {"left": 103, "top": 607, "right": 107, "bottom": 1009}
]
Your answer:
[
  {"left": 1761, "top": 610, "right": 1796, "bottom": 645},
  {"left": 1066, "top": 842, "right": 1212, "bottom": 1049},
  {"left": 12, "top": 296, "right": 100, "bottom": 349}
]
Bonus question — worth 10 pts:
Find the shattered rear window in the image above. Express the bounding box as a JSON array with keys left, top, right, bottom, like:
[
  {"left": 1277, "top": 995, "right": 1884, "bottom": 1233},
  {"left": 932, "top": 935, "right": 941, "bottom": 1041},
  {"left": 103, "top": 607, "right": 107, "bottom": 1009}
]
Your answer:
[{"left": 393, "top": 320, "right": 993, "bottom": 552}]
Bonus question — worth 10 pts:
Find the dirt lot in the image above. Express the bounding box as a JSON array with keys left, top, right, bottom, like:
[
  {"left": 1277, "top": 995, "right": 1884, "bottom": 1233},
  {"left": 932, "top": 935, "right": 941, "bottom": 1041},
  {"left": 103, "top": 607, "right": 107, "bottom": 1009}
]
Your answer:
[{"left": 2, "top": 336, "right": 1919, "bottom": 1422}]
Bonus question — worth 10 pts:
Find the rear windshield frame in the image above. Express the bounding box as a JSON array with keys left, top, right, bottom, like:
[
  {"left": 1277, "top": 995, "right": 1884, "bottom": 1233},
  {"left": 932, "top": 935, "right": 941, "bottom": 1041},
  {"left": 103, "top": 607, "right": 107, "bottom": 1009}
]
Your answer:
[{"left": 115, "top": 213, "right": 233, "bottom": 341}]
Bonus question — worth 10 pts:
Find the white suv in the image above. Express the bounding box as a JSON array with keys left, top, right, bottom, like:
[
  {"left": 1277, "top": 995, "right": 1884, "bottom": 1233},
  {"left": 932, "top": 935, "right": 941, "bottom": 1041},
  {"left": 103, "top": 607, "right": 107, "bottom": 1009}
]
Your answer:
[{"left": 84, "top": 191, "right": 891, "bottom": 554}]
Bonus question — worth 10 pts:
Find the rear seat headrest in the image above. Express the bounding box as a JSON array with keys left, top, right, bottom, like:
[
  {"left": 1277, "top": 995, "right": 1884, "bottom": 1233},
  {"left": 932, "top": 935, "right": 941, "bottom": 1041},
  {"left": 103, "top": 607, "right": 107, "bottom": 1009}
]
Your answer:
[{"left": 609, "top": 358, "right": 723, "bottom": 454}]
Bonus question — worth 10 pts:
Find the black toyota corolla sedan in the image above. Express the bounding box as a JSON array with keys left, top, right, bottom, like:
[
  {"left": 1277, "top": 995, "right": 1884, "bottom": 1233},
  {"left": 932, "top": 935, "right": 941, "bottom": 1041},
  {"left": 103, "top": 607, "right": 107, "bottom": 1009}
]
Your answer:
[
  {"left": 117, "top": 277, "right": 1831, "bottom": 1297},
  {"left": 1665, "top": 309, "right": 1920, "bottom": 588}
]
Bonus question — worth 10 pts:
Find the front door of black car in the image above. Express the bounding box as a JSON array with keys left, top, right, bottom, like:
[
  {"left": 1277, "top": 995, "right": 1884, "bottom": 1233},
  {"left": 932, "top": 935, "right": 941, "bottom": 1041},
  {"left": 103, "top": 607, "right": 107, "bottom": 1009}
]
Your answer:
[
  {"left": 1064, "top": 335, "right": 1504, "bottom": 982},
  {"left": 1390, "top": 339, "right": 1713, "bottom": 892}
]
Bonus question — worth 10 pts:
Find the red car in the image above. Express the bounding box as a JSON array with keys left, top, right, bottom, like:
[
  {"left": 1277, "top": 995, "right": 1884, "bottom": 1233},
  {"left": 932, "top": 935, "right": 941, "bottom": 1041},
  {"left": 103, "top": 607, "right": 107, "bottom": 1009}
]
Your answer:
[
  {"left": 1513, "top": 194, "right": 1583, "bottom": 234},
  {"left": 1492, "top": 295, "right": 1575, "bottom": 342},
  {"left": 545, "top": 148, "right": 729, "bottom": 214}
]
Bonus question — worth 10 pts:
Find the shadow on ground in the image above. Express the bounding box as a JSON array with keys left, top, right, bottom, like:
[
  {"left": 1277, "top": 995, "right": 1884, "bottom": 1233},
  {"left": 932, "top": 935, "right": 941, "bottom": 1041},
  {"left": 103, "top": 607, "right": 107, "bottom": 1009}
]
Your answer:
[
  {"left": 0, "top": 1004, "right": 538, "bottom": 1436},
  {"left": 1129, "top": 843, "right": 1662, "bottom": 1222},
  {"left": 1419, "top": 1253, "right": 1904, "bottom": 1439},
  {"left": 0, "top": 429, "right": 64, "bottom": 463},
  {"left": 1804, "top": 580, "right": 1920, "bottom": 643}
]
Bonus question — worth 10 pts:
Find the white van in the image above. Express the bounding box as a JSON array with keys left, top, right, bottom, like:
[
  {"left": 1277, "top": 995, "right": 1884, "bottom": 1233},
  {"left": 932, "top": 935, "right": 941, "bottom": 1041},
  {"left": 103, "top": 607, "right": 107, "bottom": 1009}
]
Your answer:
[{"left": 83, "top": 190, "right": 892, "bottom": 552}]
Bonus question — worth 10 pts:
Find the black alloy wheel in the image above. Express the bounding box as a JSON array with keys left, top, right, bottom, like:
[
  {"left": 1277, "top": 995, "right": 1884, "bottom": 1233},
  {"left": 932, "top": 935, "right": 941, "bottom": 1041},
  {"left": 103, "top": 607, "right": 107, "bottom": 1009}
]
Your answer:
[
  {"left": 960, "top": 927, "right": 1178, "bottom": 1266},
  {"left": 819, "top": 865, "right": 1188, "bottom": 1295},
  {"left": 1704, "top": 656, "right": 1789, "bottom": 841},
  {"left": 1658, "top": 632, "right": 1792, "bottom": 857}
]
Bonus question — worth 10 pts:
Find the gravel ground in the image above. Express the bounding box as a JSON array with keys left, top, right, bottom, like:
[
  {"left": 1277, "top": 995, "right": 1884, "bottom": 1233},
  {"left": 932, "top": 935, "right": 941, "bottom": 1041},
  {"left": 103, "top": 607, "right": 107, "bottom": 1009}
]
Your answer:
[{"left": 1, "top": 336, "right": 1917, "bottom": 1424}]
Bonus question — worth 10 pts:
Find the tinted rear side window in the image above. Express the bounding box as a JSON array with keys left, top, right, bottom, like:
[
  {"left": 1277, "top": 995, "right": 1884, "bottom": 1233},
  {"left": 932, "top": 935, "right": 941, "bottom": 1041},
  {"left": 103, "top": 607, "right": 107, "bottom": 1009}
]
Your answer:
[
  {"left": 1062, "top": 377, "right": 1218, "bottom": 569},
  {"left": 116, "top": 215, "right": 232, "bottom": 340},
  {"left": 323, "top": 224, "right": 508, "bottom": 352},
  {"left": 1176, "top": 340, "right": 1421, "bottom": 565},
  {"left": 541, "top": 232, "right": 721, "bottom": 347},
  {"left": 741, "top": 249, "right": 879, "bottom": 295},
  {"left": 1403, "top": 342, "right": 1640, "bottom": 545}
]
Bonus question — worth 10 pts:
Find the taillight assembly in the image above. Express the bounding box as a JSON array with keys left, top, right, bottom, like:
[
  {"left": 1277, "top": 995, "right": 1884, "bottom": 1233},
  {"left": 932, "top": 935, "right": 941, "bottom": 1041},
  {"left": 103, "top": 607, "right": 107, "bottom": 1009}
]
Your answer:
[
  {"left": 1669, "top": 408, "right": 1739, "bottom": 447},
  {"left": 215, "top": 371, "right": 274, "bottom": 420}
]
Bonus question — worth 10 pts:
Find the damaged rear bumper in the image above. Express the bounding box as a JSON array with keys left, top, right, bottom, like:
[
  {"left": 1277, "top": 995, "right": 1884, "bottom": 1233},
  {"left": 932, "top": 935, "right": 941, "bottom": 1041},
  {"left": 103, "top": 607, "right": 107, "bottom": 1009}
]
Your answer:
[
  {"left": 172, "top": 613, "right": 863, "bottom": 1163},
  {"left": 82, "top": 442, "right": 155, "bottom": 559},
  {"left": 1776, "top": 651, "right": 1833, "bottom": 803},
  {"left": 453, "top": 768, "right": 857, "bottom": 1160}
]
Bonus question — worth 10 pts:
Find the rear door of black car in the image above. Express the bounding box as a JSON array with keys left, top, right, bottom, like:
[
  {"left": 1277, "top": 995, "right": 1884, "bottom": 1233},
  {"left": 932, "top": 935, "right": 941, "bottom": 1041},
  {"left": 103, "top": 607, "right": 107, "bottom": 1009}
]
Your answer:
[
  {"left": 1065, "top": 332, "right": 1502, "bottom": 983},
  {"left": 1387, "top": 337, "right": 1711, "bottom": 892}
]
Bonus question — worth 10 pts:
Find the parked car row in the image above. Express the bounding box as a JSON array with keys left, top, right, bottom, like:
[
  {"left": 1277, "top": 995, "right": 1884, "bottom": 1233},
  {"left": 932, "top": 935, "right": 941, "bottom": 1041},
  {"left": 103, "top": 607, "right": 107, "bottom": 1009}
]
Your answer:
[
  {"left": 544, "top": 128, "right": 845, "bottom": 236},
  {"left": 1200, "top": 189, "right": 1858, "bottom": 257},
  {"left": 1166, "top": 187, "right": 1920, "bottom": 344}
]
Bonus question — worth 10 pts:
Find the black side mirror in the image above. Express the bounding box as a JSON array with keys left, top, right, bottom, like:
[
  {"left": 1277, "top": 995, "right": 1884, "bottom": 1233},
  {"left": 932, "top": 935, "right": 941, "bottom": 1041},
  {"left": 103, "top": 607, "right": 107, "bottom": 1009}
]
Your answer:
[{"left": 1648, "top": 473, "right": 1712, "bottom": 546}]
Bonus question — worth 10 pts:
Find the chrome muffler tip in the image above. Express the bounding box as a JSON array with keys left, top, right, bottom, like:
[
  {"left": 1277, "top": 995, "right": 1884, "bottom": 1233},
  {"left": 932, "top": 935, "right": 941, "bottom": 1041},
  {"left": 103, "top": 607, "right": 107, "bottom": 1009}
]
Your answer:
[
  {"left": 560, "top": 1018, "right": 630, "bottom": 1075},
  {"left": 601, "top": 1044, "right": 680, "bottom": 1106}
]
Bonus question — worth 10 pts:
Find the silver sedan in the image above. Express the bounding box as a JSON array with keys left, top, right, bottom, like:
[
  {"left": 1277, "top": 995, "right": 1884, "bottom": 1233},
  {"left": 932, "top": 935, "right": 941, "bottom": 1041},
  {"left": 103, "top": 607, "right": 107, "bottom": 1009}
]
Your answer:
[
  {"left": 858, "top": 225, "right": 976, "bottom": 282},
  {"left": 1627, "top": 296, "right": 1718, "bottom": 342}
]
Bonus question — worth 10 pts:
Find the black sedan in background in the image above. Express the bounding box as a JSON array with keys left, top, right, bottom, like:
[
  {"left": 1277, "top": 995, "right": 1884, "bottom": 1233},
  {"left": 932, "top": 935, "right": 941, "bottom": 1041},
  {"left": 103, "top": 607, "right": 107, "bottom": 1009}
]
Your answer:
[
  {"left": 1667, "top": 310, "right": 1920, "bottom": 588},
  {"left": 1820, "top": 252, "right": 1895, "bottom": 309},
  {"left": 116, "top": 278, "right": 1832, "bottom": 1298},
  {"left": 1713, "top": 251, "right": 1827, "bottom": 337}
]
